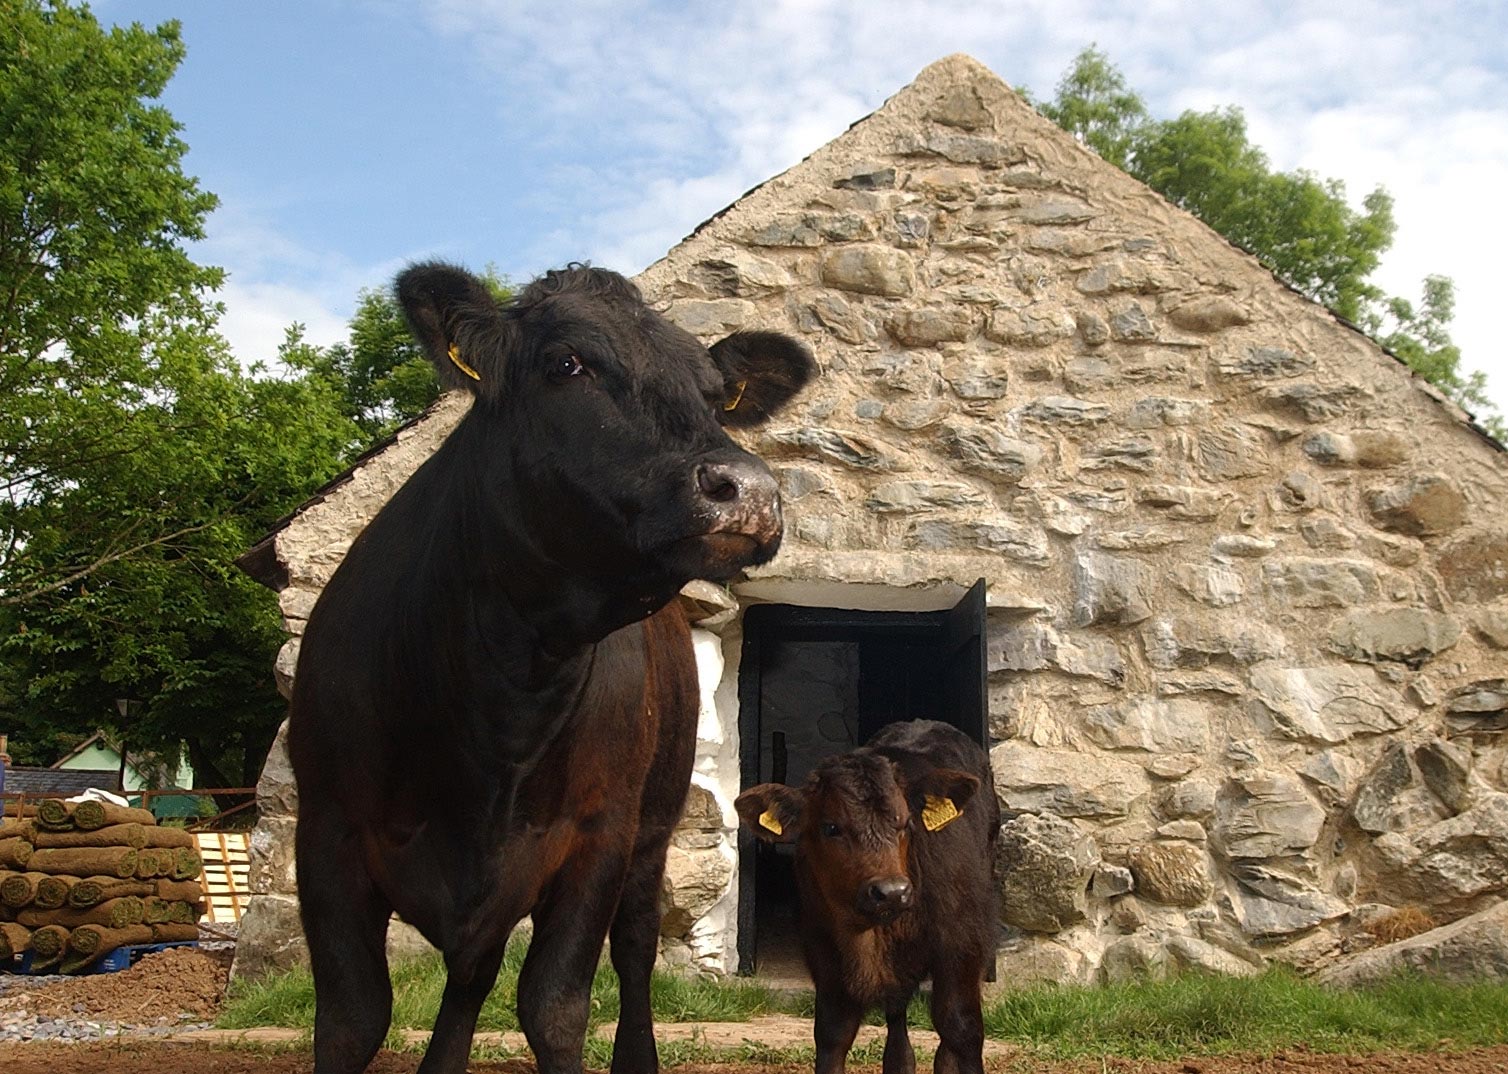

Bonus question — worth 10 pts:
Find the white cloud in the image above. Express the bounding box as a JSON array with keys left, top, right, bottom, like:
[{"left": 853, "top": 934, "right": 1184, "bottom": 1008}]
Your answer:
[
  {"left": 412, "top": 0, "right": 1507, "bottom": 417},
  {"left": 190, "top": 202, "right": 417, "bottom": 369}
]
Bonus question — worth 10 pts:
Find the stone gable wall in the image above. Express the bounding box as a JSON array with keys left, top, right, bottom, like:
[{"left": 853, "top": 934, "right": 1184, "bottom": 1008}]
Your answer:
[
  {"left": 638, "top": 55, "right": 1508, "bottom": 980},
  {"left": 236, "top": 55, "right": 1508, "bottom": 984}
]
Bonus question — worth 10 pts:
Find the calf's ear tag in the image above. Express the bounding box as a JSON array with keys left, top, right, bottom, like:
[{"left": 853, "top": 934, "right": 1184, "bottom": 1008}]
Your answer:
[
  {"left": 758, "top": 808, "right": 783, "bottom": 836},
  {"left": 723, "top": 379, "right": 749, "bottom": 412},
  {"left": 448, "top": 343, "right": 482, "bottom": 381},
  {"left": 921, "top": 795, "right": 960, "bottom": 832}
]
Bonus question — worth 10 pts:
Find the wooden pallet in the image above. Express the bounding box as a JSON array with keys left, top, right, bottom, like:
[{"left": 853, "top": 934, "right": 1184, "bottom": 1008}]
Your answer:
[{"left": 194, "top": 831, "right": 250, "bottom": 923}]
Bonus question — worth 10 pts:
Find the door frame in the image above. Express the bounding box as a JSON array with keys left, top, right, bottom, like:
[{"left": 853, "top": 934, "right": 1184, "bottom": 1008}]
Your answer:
[{"left": 734, "top": 580, "right": 987, "bottom": 975}]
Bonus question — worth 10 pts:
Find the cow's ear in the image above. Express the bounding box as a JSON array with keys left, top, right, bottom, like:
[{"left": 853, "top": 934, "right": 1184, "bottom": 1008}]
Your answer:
[
  {"left": 396, "top": 261, "right": 512, "bottom": 398},
  {"left": 735, "top": 784, "right": 803, "bottom": 844},
  {"left": 709, "top": 331, "right": 815, "bottom": 428},
  {"left": 909, "top": 768, "right": 979, "bottom": 833}
]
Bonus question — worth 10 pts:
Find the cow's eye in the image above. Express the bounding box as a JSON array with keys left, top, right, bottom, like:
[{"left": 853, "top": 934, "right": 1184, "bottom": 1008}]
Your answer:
[
  {"left": 547, "top": 354, "right": 585, "bottom": 381},
  {"left": 820, "top": 822, "right": 841, "bottom": 838}
]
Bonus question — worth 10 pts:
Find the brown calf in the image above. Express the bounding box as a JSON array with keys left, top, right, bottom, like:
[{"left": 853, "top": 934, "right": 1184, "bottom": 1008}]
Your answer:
[{"left": 736, "top": 719, "right": 998, "bottom": 1074}]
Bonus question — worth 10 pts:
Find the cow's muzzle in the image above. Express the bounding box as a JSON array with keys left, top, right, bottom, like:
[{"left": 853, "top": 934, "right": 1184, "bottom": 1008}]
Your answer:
[{"left": 687, "top": 456, "right": 784, "bottom": 563}]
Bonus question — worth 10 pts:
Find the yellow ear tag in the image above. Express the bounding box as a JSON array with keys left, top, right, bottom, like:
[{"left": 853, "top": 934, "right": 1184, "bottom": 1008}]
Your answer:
[
  {"left": 921, "top": 795, "right": 960, "bottom": 832},
  {"left": 447, "top": 343, "right": 482, "bottom": 381},
  {"left": 723, "top": 379, "right": 749, "bottom": 412},
  {"left": 758, "top": 809, "right": 783, "bottom": 836}
]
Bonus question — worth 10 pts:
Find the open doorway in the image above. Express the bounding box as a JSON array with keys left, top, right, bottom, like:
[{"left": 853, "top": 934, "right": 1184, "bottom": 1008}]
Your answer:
[{"left": 735, "top": 580, "right": 987, "bottom": 978}]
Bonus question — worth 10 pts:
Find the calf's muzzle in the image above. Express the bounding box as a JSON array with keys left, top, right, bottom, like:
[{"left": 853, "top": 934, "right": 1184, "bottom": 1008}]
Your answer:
[{"left": 859, "top": 876, "right": 914, "bottom": 922}]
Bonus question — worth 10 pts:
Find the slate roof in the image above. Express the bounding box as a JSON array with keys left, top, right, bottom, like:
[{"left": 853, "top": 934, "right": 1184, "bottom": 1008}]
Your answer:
[{"left": 0, "top": 766, "right": 122, "bottom": 797}]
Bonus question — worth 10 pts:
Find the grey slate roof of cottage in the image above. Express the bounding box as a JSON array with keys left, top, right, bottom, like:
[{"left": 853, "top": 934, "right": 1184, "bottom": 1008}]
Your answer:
[{"left": 1, "top": 766, "right": 122, "bottom": 796}]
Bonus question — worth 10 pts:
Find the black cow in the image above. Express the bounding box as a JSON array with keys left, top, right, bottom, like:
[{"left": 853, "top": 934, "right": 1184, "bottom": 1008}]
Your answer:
[
  {"left": 289, "top": 262, "right": 812, "bottom": 1074},
  {"left": 735, "top": 720, "right": 998, "bottom": 1074}
]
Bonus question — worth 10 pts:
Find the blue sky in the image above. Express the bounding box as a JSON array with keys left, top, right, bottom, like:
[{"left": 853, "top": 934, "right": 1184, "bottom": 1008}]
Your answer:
[{"left": 103, "top": 0, "right": 1507, "bottom": 420}]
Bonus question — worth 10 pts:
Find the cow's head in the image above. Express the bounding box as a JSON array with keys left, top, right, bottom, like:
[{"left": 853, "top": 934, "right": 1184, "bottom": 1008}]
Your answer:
[
  {"left": 396, "top": 262, "right": 813, "bottom": 638},
  {"left": 736, "top": 753, "right": 979, "bottom": 927}
]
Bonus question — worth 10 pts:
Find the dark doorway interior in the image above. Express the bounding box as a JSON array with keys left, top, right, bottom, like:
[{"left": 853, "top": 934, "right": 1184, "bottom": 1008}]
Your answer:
[{"left": 736, "top": 580, "right": 987, "bottom": 978}]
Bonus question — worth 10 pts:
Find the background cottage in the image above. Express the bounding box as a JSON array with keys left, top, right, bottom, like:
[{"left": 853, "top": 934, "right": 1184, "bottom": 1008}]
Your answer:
[{"left": 236, "top": 55, "right": 1508, "bottom": 985}]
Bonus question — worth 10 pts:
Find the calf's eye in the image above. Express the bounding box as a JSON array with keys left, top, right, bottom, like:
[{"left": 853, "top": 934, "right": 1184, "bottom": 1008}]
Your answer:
[
  {"left": 821, "top": 822, "right": 841, "bottom": 838},
  {"left": 548, "top": 354, "right": 585, "bottom": 381}
]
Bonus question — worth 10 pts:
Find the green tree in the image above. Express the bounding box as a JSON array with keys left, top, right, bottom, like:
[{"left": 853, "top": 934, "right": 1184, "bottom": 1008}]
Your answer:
[
  {"left": 292, "top": 267, "right": 513, "bottom": 441},
  {"left": 1037, "top": 45, "right": 1149, "bottom": 171},
  {"left": 1036, "top": 47, "right": 1501, "bottom": 435},
  {"left": 2, "top": 0, "right": 220, "bottom": 604},
  {"left": 0, "top": 2, "right": 359, "bottom": 788}
]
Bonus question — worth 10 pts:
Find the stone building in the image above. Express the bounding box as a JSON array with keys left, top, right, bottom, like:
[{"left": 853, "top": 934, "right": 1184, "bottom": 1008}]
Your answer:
[{"left": 235, "top": 55, "right": 1508, "bottom": 984}]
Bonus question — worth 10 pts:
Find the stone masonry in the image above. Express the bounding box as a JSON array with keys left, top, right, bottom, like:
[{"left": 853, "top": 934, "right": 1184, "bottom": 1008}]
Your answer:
[{"left": 237, "top": 55, "right": 1508, "bottom": 984}]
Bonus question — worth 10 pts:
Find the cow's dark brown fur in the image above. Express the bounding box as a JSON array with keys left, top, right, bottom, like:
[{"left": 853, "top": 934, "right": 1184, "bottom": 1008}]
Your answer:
[
  {"left": 291, "top": 263, "right": 811, "bottom": 1074},
  {"left": 737, "top": 720, "right": 998, "bottom": 1074}
]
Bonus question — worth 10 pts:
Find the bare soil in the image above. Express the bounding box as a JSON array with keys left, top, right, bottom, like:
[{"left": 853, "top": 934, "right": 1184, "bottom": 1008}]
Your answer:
[{"left": 0, "top": 946, "right": 228, "bottom": 1025}]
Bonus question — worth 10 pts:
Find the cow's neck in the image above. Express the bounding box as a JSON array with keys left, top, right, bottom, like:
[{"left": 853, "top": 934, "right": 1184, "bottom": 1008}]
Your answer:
[
  {"left": 435, "top": 433, "right": 674, "bottom": 658},
  {"left": 431, "top": 419, "right": 668, "bottom": 664}
]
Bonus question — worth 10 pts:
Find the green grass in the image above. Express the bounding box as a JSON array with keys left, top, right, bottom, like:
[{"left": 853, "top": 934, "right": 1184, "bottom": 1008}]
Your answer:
[
  {"left": 980, "top": 967, "right": 1508, "bottom": 1059},
  {"left": 220, "top": 936, "right": 786, "bottom": 1033},
  {"left": 221, "top": 950, "right": 1508, "bottom": 1064}
]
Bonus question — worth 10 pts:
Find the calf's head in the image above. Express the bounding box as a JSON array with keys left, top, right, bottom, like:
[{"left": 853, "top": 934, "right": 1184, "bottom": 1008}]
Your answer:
[
  {"left": 736, "top": 751, "right": 979, "bottom": 927},
  {"left": 396, "top": 262, "right": 812, "bottom": 633}
]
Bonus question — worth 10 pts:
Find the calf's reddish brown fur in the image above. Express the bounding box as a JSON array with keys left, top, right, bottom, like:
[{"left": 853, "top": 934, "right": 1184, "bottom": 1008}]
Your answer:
[{"left": 736, "top": 719, "right": 998, "bottom": 1074}]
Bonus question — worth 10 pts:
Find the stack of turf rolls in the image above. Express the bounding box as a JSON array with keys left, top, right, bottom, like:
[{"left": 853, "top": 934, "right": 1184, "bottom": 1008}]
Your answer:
[{"left": 0, "top": 799, "right": 204, "bottom": 971}]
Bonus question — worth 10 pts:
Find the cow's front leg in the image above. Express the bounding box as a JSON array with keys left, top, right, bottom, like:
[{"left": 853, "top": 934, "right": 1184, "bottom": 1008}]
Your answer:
[
  {"left": 518, "top": 845, "right": 632, "bottom": 1074},
  {"left": 813, "top": 987, "right": 864, "bottom": 1074},
  {"left": 608, "top": 829, "right": 676, "bottom": 1074},
  {"left": 416, "top": 940, "right": 508, "bottom": 1074},
  {"left": 298, "top": 804, "right": 395, "bottom": 1074},
  {"left": 882, "top": 996, "right": 916, "bottom": 1074}
]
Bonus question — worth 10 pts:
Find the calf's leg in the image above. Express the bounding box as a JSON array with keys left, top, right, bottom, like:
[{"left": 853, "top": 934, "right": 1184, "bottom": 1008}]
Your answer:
[
  {"left": 813, "top": 988, "right": 864, "bottom": 1074},
  {"left": 929, "top": 964, "right": 986, "bottom": 1074},
  {"left": 298, "top": 807, "right": 394, "bottom": 1074}
]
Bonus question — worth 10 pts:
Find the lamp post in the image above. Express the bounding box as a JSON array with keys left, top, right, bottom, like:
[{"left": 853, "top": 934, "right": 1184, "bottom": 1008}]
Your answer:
[{"left": 113, "top": 698, "right": 137, "bottom": 795}]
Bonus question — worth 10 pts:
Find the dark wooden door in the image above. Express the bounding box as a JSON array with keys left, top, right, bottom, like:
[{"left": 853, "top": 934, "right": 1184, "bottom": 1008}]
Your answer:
[{"left": 939, "top": 578, "right": 988, "bottom": 746}]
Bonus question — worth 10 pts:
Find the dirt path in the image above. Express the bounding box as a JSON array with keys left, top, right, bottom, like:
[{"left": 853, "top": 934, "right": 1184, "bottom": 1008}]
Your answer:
[{"left": 1, "top": 1042, "right": 1507, "bottom": 1074}]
